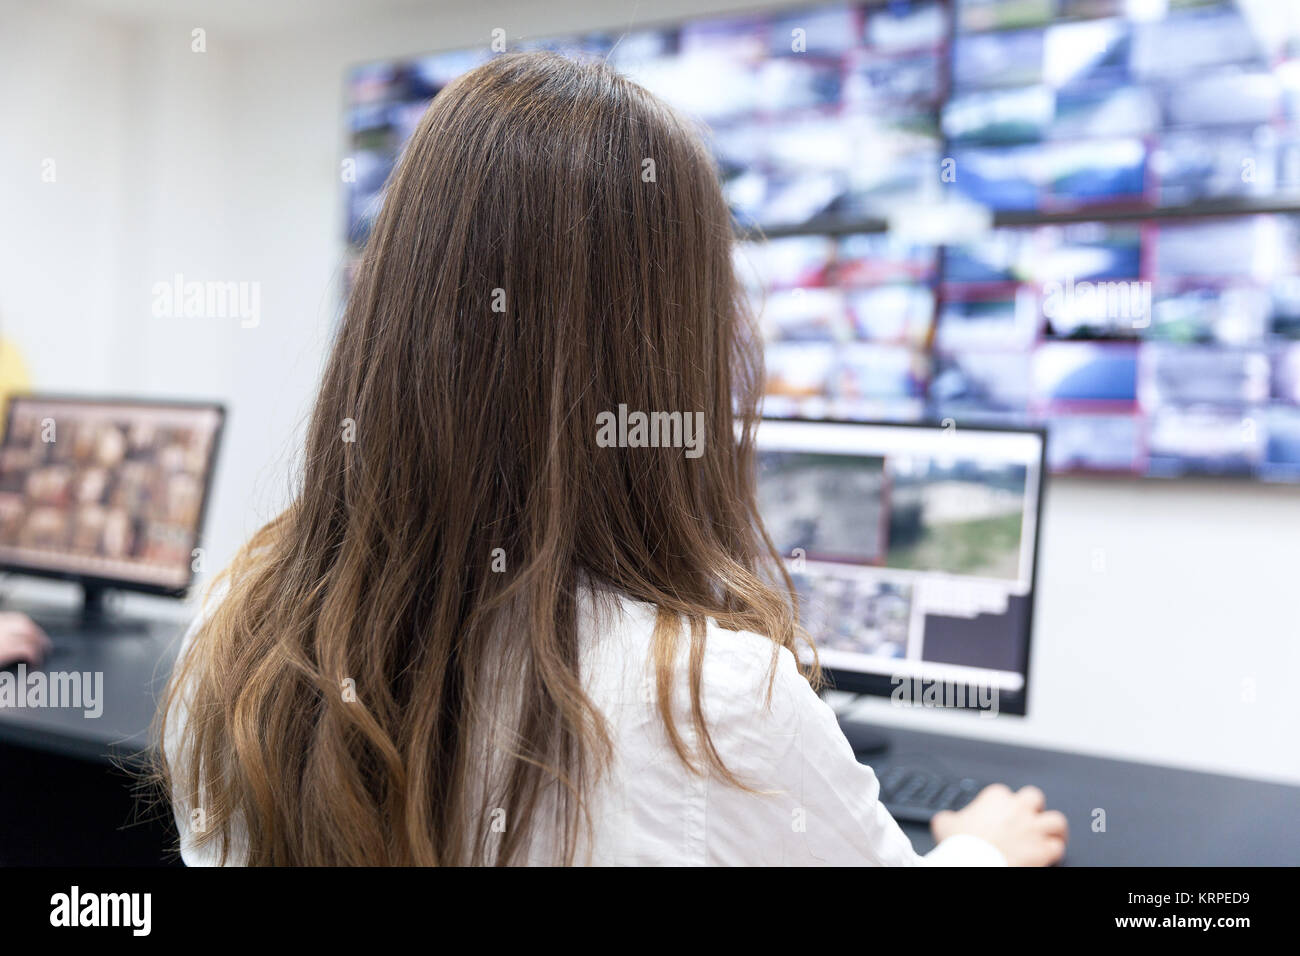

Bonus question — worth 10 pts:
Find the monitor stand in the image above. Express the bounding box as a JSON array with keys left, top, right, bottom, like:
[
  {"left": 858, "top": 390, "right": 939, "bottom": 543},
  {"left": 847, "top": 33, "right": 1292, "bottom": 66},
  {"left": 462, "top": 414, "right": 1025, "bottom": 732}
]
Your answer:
[{"left": 65, "top": 583, "right": 149, "bottom": 635}]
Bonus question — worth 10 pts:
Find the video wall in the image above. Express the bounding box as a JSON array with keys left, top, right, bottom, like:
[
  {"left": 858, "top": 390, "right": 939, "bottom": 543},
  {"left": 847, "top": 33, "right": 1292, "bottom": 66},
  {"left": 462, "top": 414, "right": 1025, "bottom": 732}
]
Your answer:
[{"left": 344, "top": 0, "right": 1300, "bottom": 481}]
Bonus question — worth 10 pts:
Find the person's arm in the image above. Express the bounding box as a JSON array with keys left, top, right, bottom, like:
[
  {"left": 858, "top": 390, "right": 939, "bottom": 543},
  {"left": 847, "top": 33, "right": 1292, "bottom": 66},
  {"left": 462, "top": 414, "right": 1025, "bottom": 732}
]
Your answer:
[
  {"left": 0, "top": 612, "right": 50, "bottom": 667},
  {"left": 703, "top": 639, "right": 1066, "bottom": 866}
]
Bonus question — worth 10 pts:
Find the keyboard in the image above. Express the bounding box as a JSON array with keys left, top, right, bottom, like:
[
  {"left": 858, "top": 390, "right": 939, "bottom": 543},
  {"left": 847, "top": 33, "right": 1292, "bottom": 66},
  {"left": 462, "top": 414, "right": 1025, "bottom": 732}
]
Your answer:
[{"left": 878, "top": 765, "right": 985, "bottom": 824}]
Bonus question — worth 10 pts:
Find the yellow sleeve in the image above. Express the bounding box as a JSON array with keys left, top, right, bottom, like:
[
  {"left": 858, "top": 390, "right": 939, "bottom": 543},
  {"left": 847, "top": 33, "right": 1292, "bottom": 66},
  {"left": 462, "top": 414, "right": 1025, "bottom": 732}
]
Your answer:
[{"left": 0, "top": 336, "right": 32, "bottom": 436}]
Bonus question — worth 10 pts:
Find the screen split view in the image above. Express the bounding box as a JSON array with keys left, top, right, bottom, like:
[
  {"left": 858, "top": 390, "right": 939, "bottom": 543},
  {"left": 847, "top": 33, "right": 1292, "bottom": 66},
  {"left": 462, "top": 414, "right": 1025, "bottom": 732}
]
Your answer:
[
  {"left": 0, "top": 397, "right": 224, "bottom": 593},
  {"left": 757, "top": 418, "right": 1042, "bottom": 708}
]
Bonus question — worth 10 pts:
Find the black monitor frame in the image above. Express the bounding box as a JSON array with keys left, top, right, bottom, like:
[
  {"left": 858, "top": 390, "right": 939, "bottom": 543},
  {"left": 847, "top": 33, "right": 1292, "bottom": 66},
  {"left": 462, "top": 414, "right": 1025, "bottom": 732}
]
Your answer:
[
  {"left": 759, "top": 415, "right": 1048, "bottom": 717},
  {"left": 0, "top": 394, "right": 226, "bottom": 616}
]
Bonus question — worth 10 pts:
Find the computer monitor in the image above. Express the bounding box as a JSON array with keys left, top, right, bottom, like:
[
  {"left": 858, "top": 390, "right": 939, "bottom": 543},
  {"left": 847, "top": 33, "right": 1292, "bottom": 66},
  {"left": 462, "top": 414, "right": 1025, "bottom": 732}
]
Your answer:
[
  {"left": 0, "top": 395, "right": 224, "bottom": 622},
  {"left": 756, "top": 417, "right": 1045, "bottom": 721}
]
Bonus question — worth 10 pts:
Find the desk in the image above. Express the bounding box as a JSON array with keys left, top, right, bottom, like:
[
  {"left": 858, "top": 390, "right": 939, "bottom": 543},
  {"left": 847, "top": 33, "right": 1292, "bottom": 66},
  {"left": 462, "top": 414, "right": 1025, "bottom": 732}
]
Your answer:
[
  {"left": 0, "top": 603, "right": 185, "bottom": 864},
  {"left": 0, "top": 610, "right": 183, "bottom": 765},
  {"left": 862, "top": 724, "right": 1300, "bottom": 866},
  {"left": 2, "top": 606, "right": 1297, "bottom": 865}
]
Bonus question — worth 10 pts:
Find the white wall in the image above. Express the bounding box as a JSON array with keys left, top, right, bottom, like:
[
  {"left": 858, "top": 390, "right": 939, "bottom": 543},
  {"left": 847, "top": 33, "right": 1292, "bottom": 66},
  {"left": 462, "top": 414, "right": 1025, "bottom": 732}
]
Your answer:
[
  {"left": 845, "top": 475, "right": 1300, "bottom": 784},
  {"left": 5, "top": 0, "right": 1299, "bottom": 784},
  {"left": 0, "top": 0, "right": 131, "bottom": 392}
]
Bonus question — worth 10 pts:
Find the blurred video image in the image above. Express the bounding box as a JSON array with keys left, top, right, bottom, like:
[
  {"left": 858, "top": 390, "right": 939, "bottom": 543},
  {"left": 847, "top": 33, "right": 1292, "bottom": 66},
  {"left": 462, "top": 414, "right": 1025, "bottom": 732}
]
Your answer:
[
  {"left": 845, "top": 286, "right": 935, "bottom": 344},
  {"left": 1155, "top": 129, "right": 1277, "bottom": 207},
  {"left": 1142, "top": 346, "right": 1270, "bottom": 407},
  {"left": 834, "top": 232, "right": 937, "bottom": 284},
  {"left": 931, "top": 351, "right": 1033, "bottom": 417},
  {"left": 761, "top": 288, "right": 853, "bottom": 343},
  {"left": 791, "top": 572, "right": 911, "bottom": 659},
  {"left": 935, "top": 294, "right": 1038, "bottom": 350},
  {"left": 764, "top": 342, "right": 838, "bottom": 403},
  {"left": 758, "top": 451, "right": 888, "bottom": 564},
  {"left": 1032, "top": 343, "right": 1138, "bottom": 404},
  {"left": 758, "top": 447, "right": 1028, "bottom": 582},
  {"left": 1146, "top": 406, "right": 1262, "bottom": 477},
  {"left": 953, "top": 28, "right": 1044, "bottom": 90},
  {"left": 884, "top": 456, "right": 1028, "bottom": 582},
  {"left": 1148, "top": 284, "right": 1272, "bottom": 346},
  {"left": 1045, "top": 413, "right": 1139, "bottom": 473},
  {"left": 1262, "top": 406, "right": 1300, "bottom": 479},
  {"left": 0, "top": 403, "right": 220, "bottom": 586},
  {"left": 834, "top": 344, "right": 930, "bottom": 400}
]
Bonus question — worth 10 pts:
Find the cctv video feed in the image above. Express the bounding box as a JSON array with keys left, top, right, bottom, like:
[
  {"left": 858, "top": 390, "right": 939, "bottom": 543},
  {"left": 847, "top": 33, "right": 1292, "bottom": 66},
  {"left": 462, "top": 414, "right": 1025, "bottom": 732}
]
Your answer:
[
  {"left": 757, "top": 421, "right": 1041, "bottom": 690},
  {"left": 0, "top": 399, "right": 222, "bottom": 590},
  {"left": 344, "top": 0, "right": 1300, "bottom": 482}
]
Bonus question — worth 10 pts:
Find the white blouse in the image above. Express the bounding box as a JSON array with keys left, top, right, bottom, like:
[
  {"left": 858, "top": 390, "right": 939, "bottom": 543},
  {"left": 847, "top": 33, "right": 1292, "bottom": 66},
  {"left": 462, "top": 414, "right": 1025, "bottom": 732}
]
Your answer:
[{"left": 170, "top": 586, "right": 1005, "bottom": 866}]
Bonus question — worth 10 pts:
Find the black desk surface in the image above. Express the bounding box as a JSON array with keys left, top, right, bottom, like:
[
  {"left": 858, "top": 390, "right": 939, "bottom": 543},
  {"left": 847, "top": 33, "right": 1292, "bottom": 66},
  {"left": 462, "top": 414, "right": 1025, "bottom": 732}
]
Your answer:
[
  {"left": 0, "top": 607, "right": 183, "bottom": 765},
  {"left": 2, "top": 606, "right": 1297, "bottom": 865},
  {"left": 867, "top": 725, "right": 1300, "bottom": 866}
]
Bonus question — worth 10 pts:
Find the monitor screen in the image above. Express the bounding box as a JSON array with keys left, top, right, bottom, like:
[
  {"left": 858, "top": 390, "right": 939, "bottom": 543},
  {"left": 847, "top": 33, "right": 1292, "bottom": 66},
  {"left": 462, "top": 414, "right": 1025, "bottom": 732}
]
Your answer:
[
  {"left": 757, "top": 418, "right": 1043, "bottom": 713},
  {"left": 0, "top": 397, "right": 224, "bottom": 593},
  {"left": 342, "top": 0, "right": 1300, "bottom": 482}
]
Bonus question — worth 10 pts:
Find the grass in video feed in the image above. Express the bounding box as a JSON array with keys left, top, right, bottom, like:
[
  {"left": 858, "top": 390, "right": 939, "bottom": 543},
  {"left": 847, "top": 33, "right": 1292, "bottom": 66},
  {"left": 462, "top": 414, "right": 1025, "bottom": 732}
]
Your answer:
[
  {"left": 884, "top": 457, "right": 1027, "bottom": 581},
  {"left": 758, "top": 451, "right": 887, "bottom": 564}
]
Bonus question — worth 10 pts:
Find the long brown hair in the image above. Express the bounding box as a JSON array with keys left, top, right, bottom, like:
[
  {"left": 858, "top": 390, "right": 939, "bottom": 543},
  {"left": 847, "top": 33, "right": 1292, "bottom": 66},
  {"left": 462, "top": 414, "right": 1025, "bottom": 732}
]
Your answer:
[{"left": 156, "top": 50, "right": 812, "bottom": 866}]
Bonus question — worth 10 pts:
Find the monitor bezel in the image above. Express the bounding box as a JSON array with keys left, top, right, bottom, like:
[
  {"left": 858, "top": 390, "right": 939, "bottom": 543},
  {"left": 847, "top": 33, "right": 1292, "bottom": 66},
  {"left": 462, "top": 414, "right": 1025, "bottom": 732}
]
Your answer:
[
  {"left": 0, "top": 393, "right": 226, "bottom": 601},
  {"left": 758, "top": 414, "right": 1048, "bottom": 717}
]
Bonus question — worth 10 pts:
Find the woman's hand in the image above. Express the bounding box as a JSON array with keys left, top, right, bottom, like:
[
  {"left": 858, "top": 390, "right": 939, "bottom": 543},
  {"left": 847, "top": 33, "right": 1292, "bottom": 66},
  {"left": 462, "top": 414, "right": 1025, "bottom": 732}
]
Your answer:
[
  {"left": 931, "top": 783, "right": 1068, "bottom": 866},
  {"left": 0, "top": 612, "right": 51, "bottom": 667}
]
